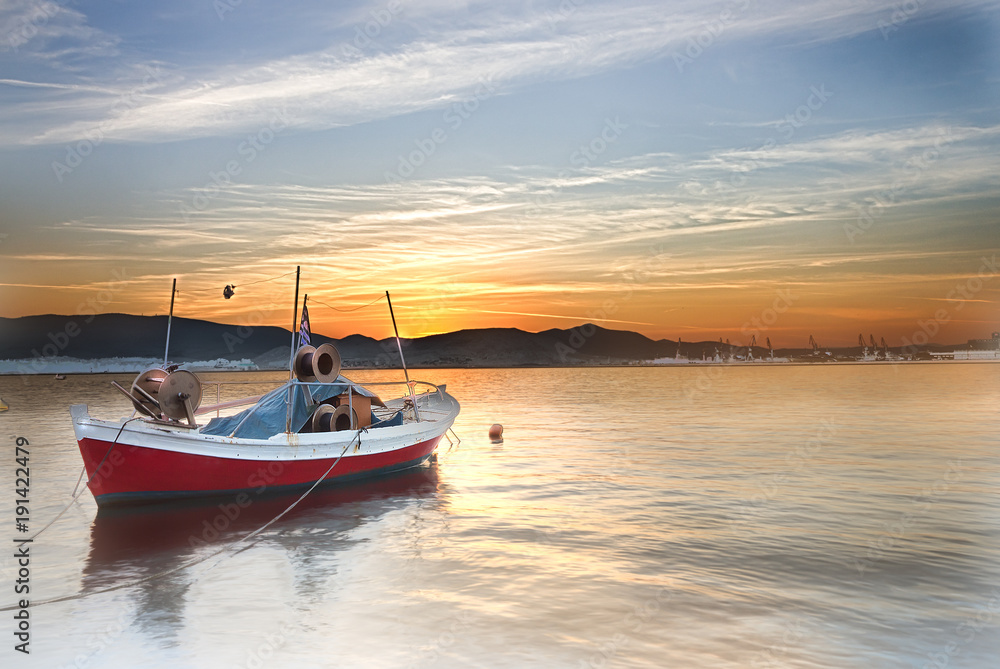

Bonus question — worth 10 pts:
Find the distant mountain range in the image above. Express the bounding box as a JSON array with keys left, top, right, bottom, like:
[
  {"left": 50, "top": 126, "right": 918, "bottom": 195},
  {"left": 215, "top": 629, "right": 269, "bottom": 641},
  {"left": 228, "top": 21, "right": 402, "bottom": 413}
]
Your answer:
[{"left": 0, "top": 313, "right": 962, "bottom": 370}]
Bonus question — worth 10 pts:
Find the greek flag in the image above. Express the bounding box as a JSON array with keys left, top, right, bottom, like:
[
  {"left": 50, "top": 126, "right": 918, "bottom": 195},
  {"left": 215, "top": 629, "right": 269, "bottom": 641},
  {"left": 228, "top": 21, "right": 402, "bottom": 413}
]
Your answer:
[{"left": 299, "top": 301, "right": 311, "bottom": 347}]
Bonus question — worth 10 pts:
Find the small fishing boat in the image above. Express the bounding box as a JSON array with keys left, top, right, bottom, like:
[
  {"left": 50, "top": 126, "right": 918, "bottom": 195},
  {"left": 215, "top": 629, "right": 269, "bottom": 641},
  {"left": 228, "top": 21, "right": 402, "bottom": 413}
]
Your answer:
[
  {"left": 0, "top": 397, "right": 8, "bottom": 412},
  {"left": 70, "top": 269, "right": 460, "bottom": 507}
]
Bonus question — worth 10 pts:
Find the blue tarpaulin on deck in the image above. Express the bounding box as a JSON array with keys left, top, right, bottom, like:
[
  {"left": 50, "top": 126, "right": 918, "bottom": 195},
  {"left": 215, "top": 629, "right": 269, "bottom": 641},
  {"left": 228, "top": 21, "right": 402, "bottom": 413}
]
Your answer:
[{"left": 200, "top": 377, "right": 377, "bottom": 439}]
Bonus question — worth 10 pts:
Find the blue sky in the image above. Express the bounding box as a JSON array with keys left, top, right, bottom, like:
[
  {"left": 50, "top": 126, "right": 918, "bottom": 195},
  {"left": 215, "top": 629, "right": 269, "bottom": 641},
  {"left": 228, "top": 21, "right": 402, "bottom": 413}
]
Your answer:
[{"left": 1, "top": 0, "right": 999, "bottom": 345}]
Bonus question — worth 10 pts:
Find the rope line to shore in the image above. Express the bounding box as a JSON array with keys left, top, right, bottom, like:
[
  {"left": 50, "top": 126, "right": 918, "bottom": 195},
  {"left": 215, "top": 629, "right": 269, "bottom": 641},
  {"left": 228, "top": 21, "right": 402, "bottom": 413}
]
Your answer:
[
  {"left": 1, "top": 430, "right": 361, "bottom": 612},
  {"left": 24, "top": 417, "right": 143, "bottom": 544}
]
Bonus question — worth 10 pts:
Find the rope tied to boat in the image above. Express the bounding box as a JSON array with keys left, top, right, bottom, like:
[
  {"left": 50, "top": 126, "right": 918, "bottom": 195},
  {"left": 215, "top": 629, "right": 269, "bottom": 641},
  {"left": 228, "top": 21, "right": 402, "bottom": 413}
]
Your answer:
[
  {"left": 0, "top": 429, "right": 363, "bottom": 612},
  {"left": 24, "top": 417, "right": 144, "bottom": 544}
]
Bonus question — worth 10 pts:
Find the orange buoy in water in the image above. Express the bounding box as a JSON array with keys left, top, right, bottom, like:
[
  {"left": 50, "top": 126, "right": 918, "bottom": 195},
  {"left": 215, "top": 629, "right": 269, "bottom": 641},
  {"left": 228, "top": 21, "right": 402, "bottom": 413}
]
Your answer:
[{"left": 489, "top": 423, "right": 503, "bottom": 443}]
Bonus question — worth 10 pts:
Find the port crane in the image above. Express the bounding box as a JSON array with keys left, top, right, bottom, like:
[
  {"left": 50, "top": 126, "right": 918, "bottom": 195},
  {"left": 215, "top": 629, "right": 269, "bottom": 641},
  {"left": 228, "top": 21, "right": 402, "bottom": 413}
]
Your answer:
[
  {"left": 766, "top": 337, "right": 774, "bottom": 359},
  {"left": 857, "top": 334, "right": 888, "bottom": 361},
  {"left": 809, "top": 335, "right": 820, "bottom": 354},
  {"left": 747, "top": 334, "right": 756, "bottom": 361}
]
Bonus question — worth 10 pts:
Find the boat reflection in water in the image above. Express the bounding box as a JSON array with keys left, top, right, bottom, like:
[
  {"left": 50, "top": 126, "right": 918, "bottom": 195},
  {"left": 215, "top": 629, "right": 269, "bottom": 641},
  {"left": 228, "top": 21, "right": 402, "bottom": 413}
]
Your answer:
[{"left": 81, "top": 463, "right": 442, "bottom": 637}]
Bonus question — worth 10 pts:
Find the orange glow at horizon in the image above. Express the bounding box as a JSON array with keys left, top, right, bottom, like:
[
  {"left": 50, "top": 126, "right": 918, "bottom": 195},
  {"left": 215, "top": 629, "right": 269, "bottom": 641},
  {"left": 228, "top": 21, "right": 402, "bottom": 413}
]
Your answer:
[{"left": 3, "top": 265, "right": 998, "bottom": 350}]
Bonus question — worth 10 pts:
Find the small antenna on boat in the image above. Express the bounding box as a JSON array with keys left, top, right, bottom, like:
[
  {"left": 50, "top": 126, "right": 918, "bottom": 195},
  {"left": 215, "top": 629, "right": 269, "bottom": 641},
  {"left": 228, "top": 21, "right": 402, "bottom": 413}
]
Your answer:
[
  {"left": 286, "top": 266, "right": 301, "bottom": 433},
  {"left": 163, "top": 277, "right": 176, "bottom": 367},
  {"left": 386, "top": 291, "right": 420, "bottom": 422},
  {"left": 287, "top": 266, "right": 301, "bottom": 382}
]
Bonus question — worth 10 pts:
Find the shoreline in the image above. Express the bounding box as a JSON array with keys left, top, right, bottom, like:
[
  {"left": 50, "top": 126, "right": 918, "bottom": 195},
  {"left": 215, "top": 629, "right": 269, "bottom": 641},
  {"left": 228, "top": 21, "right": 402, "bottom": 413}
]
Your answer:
[{"left": 2, "top": 358, "right": 999, "bottom": 376}]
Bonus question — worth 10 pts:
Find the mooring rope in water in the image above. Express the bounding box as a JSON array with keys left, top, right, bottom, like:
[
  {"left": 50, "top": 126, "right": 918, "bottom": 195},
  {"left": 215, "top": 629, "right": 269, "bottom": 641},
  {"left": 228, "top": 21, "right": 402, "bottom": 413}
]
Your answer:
[
  {"left": 0, "top": 430, "right": 362, "bottom": 612},
  {"left": 69, "top": 465, "right": 86, "bottom": 498},
  {"left": 446, "top": 428, "right": 462, "bottom": 452}
]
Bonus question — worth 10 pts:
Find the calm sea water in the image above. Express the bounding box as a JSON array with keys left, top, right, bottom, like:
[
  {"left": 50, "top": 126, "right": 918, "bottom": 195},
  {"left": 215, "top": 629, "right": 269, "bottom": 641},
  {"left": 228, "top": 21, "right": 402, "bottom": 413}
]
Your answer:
[{"left": 1, "top": 364, "right": 998, "bottom": 668}]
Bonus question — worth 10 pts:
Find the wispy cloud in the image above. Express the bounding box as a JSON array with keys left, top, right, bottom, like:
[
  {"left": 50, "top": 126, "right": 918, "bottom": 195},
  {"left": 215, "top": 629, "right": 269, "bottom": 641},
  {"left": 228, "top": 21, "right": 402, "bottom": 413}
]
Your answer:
[
  {"left": 0, "top": 0, "right": 118, "bottom": 62},
  {"left": 4, "top": 0, "right": 994, "bottom": 146},
  {"left": 2, "top": 1, "right": 998, "bottom": 342},
  {"left": 10, "top": 115, "right": 992, "bottom": 327}
]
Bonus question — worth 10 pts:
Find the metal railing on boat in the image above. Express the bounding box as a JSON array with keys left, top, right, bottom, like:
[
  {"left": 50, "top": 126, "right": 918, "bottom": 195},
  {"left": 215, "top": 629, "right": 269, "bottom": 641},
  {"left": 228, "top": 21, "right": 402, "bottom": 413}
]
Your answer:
[{"left": 195, "top": 378, "right": 448, "bottom": 421}]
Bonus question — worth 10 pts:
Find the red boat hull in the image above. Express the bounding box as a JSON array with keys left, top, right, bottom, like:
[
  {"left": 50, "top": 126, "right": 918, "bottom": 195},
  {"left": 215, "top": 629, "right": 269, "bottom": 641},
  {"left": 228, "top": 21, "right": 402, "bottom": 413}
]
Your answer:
[{"left": 78, "top": 435, "right": 443, "bottom": 506}]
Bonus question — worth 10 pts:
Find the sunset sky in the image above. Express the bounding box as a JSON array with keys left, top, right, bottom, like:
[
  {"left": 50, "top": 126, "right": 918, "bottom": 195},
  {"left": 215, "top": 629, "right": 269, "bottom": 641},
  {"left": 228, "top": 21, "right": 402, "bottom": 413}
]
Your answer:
[{"left": 1, "top": 0, "right": 998, "bottom": 347}]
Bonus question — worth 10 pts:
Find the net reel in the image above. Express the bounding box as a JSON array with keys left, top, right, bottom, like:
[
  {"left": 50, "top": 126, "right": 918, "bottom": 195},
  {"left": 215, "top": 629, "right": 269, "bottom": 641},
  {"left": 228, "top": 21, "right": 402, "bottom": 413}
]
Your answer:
[
  {"left": 293, "top": 343, "right": 342, "bottom": 383},
  {"left": 130, "top": 368, "right": 167, "bottom": 417},
  {"left": 310, "top": 403, "right": 359, "bottom": 432},
  {"left": 124, "top": 367, "right": 203, "bottom": 425}
]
